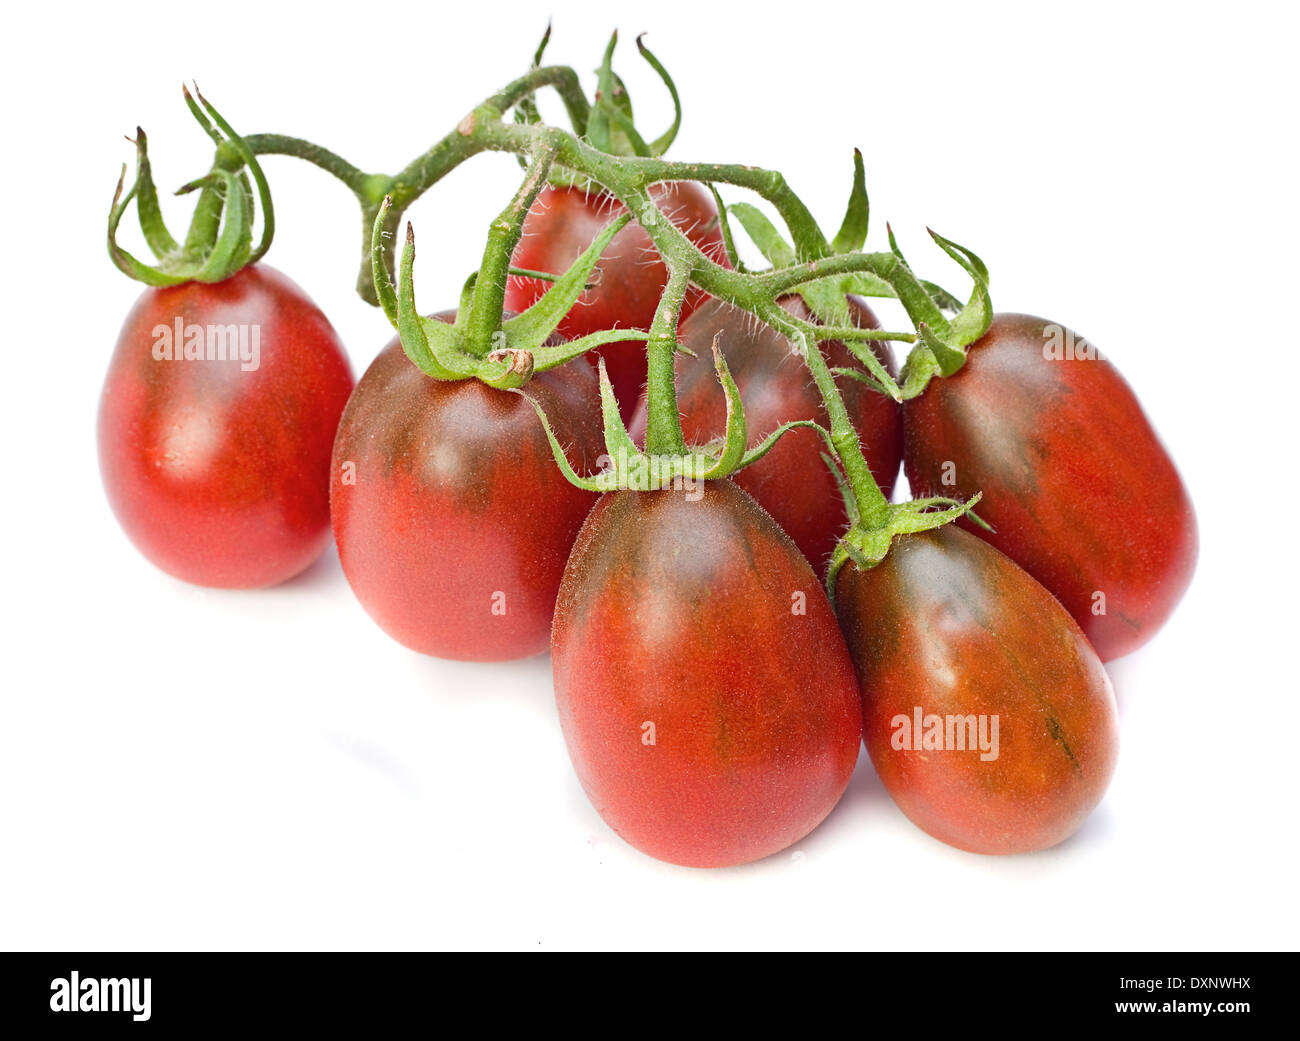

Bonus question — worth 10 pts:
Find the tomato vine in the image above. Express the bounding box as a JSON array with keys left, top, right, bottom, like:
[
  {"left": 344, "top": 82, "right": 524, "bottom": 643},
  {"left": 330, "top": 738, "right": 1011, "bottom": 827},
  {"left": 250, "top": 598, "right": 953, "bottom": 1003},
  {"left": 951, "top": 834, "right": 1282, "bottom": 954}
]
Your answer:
[{"left": 108, "top": 39, "right": 993, "bottom": 592}]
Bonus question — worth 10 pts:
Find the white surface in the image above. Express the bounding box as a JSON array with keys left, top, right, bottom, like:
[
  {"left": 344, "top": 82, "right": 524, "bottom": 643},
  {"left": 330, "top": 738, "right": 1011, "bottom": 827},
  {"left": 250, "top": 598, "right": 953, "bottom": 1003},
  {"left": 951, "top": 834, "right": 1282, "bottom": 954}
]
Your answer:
[{"left": 2, "top": 1, "right": 1296, "bottom": 951}]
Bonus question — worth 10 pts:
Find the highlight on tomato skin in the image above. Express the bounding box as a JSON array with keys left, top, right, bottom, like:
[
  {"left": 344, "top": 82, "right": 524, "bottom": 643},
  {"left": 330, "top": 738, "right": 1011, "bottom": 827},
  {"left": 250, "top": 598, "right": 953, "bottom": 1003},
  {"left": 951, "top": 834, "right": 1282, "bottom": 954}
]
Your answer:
[
  {"left": 504, "top": 181, "right": 727, "bottom": 417},
  {"left": 551, "top": 480, "right": 863, "bottom": 868},
  {"left": 629, "top": 295, "right": 902, "bottom": 575},
  {"left": 98, "top": 264, "right": 355, "bottom": 589},
  {"left": 835, "top": 524, "right": 1120, "bottom": 856},
  {"left": 902, "top": 312, "right": 1197, "bottom": 661},
  {"left": 329, "top": 322, "right": 605, "bottom": 662}
]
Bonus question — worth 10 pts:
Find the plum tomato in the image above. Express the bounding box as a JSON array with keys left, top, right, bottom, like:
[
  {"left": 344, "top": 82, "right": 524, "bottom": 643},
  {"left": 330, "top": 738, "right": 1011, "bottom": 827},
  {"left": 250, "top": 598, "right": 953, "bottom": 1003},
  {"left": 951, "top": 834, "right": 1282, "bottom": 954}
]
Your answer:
[
  {"left": 330, "top": 318, "right": 604, "bottom": 661},
  {"left": 98, "top": 264, "right": 355, "bottom": 588},
  {"left": 551, "top": 480, "right": 863, "bottom": 868},
  {"left": 902, "top": 313, "right": 1197, "bottom": 661},
  {"left": 835, "top": 524, "right": 1120, "bottom": 855}
]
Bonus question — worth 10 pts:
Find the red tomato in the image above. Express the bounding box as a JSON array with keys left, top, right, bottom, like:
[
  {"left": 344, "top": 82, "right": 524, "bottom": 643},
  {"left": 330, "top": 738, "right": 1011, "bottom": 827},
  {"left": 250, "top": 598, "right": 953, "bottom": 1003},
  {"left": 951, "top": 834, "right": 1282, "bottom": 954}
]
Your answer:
[
  {"left": 629, "top": 295, "right": 901, "bottom": 572},
  {"left": 504, "top": 182, "right": 726, "bottom": 414},
  {"left": 902, "top": 313, "right": 1197, "bottom": 661},
  {"left": 98, "top": 264, "right": 354, "bottom": 588},
  {"left": 552, "top": 480, "right": 863, "bottom": 867},
  {"left": 835, "top": 525, "right": 1119, "bottom": 855},
  {"left": 330, "top": 320, "right": 603, "bottom": 661}
]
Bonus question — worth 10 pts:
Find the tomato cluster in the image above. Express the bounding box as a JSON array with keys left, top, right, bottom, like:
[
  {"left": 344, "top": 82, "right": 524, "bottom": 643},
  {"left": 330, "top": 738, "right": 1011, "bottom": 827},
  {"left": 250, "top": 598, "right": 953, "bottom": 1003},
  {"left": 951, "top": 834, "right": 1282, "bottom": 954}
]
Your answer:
[{"left": 99, "top": 48, "right": 1195, "bottom": 870}]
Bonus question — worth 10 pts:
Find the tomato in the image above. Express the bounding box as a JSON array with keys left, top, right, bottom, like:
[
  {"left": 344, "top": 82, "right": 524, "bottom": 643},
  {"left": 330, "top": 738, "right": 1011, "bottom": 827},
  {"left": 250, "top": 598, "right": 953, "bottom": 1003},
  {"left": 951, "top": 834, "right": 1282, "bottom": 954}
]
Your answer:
[
  {"left": 504, "top": 182, "right": 726, "bottom": 415},
  {"left": 629, "top": 295, "right": 901, "bottom": 572},
  {"left": 835, "top": 524, "right": 1119, "bottom": 855},
  {"left": 330, "top": 318, "right": 603, "bottom": 661},
  {"left": 551, "top": 480, "right": 863, "bottom": 867},
  {"left": 97, "top": 264, "right": 354, "bottom": 588},
  {"left": 902, "top": 313, "right": 1197, "bottom": 661}
]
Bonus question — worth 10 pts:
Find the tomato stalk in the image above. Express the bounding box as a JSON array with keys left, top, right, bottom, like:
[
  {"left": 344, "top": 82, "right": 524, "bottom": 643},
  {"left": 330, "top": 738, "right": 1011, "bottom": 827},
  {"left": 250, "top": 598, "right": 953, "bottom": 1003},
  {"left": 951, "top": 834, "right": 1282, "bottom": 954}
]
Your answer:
[
  {"left": 464, "top": 140, "right": 560, "bottom": 357},
  {"left": 119, "top": 41, "right": 994, "bottom": 585}
]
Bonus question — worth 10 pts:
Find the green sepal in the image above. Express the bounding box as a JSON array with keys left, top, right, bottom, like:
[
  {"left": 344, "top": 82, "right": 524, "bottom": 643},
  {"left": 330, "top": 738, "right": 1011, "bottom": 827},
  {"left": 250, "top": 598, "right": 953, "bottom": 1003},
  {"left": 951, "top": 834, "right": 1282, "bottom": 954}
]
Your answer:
[
  {"left": 921, "top": 279, "right": 964, "bottom": 313},
  {"left": 698, "top": 336, "right": 748, "bottom": 479},
  {"left": 517, "top": 391, "right": 608, "bottom": 493},
  {"left": 512, "top": 21, "right": 553, "bottom": 131},
  {"left": 193, "top": 86, "right": 273, "bottom": 264},
  {"left": 128, "top": 129, "right": 178, "bottom": 258},
  {"left": 371, "top": 195, "right": 400, "bottom": 326},
  {"left": 728, "top": 203, "right": 796, "bottom": 268},
  {"left": 502, "top": 211, "right": 632, "bottom": 352},
  {"left": 192, "top": 169, "right": 253, "bottom": 281},
  {"left": 107, "top": 167, "right": 190, "bottom": 287},
  {"left": 586, "top": 32, "right": 620, "bottom": 153},
  {"left": 831, "top": 149, "right": 869, "bottom": 254},
  {"left": 927, "top": 228, "right": 992, "bottom": 348},
  {"left": 917, "top": 321, "right": 968, "bottom": 377},
  {"left": 637, "top": 35, "right": 682, "bottom": 156},
  {"left": 394, "top": 224, "right": 475, "bottom": 381},
  {"left": 707, "top": 184, "right": 745, "bottom": 272},
  {"left": 530, "top": 329, "right": 647, "bottom": 373},
  {"left": 596, "top": 358, "right": 641, "bottom": 462}
]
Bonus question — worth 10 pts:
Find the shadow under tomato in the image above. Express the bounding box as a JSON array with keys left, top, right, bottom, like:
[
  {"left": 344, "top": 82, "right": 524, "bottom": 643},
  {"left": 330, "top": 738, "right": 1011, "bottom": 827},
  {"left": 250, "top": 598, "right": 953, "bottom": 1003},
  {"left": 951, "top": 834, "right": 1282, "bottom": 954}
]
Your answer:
[{"left": 270, "top": 541, "right": 347, "bottom": 594}]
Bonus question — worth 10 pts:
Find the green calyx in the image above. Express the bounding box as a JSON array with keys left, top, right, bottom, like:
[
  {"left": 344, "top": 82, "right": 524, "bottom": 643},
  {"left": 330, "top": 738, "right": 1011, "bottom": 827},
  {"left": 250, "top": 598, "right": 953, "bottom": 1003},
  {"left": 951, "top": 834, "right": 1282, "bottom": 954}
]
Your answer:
[
  {"left": 370, "top": 196, "right": 646, "bottom": 391},
  {"left": 825, "top": 493, "right": 985, "bottom": 599},
  {"left": 108, "top": 85, "right": 271, "bottom": 286},
  {"left": 523, "top": 334, "right": 823, "bottom": 493},
  {"left": 515, "top": 28, "right": 684, "bottom": 190},
  {"left": 720, "top": 152, "right": 993, "bottom": 401}
]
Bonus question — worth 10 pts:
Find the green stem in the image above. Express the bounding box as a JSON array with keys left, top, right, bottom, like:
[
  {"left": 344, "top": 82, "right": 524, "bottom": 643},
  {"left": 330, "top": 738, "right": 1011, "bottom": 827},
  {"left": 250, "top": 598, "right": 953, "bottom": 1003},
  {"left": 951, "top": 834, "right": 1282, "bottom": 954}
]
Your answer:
[
  {"left": 198, "top": 66, "right": 960, "bottom": 536},
  {"left": 642, "top": 261, "right": 692, "bottom": 456},
  {"left": 465, "top": 142, "right": 558, "bottom": 356},
  {"left": 758, "top": 304, "right": 891, "bottom": 530}
]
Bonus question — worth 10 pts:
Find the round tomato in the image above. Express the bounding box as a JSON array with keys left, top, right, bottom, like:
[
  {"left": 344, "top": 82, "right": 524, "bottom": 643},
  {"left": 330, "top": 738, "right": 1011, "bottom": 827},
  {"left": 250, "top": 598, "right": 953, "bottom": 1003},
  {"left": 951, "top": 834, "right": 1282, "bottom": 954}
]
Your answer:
[
  {"left": 629, "top": 295, "right": 901, "bottom": 572},
  {"left": 552, "top": 480, "right": 863, "bottom": 868},
  {"left": 835, "top": 524, "right": 1119, "bottom": 855},
  {"left": 330, "top": 319, "right": 603, "bottom": 661},
  {"left": 902, "top": 313, "right": 1197, "bottom": 661},
  {"left": 504, "top": 182, "right": 726, "bottom": 415},
  {"left": 98, "top": 264, "right": 354, "bottom": 588}
]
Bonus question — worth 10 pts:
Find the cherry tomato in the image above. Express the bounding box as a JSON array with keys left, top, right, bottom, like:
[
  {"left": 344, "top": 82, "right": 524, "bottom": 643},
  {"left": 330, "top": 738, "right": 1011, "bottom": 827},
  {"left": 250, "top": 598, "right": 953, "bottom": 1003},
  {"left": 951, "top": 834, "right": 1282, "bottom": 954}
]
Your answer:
[
  {"left": 629, "top": 295, "right": 901, "bottom": 572},
  {"left": 330, "top": 319, "right": 603, "bottom": 661},
  {"left": 504, "top": 182, "right": 726, "bottom": 414},
  {"left": 552, "top": 480, "right": 863, "bottom": 867},
  {"left": 835, "top": 525, "right": 1120, "bottom": 855},
  {"left": 98, "top": 264, "right": 354, "bottom": 588},
  {"left": 902, "top": 313, "right": 1197, "bottom": 660}
]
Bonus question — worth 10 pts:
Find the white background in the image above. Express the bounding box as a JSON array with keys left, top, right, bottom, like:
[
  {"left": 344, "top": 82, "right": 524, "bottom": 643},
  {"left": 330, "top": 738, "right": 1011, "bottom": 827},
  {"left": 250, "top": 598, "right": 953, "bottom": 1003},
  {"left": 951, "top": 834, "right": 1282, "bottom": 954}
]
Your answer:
[{"left": 2, "top": 1, "right": 1296, "bottom": 951}]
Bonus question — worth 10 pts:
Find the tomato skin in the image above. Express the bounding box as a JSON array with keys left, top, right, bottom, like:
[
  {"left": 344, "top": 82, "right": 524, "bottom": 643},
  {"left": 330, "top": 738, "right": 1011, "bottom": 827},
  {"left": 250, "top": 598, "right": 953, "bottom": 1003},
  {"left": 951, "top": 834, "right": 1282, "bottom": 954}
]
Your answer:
[
  {"left": 629, "top": 295, "right": 901, "bottom": 573},
  {"left": 902, "top": 313, "right": 1197, "bottom": 661},
  {"left": 504, "top": 182, "right": 726, "bottom": 413},
  {"left": 330, "top": 325, "right": 603, "bottom": 661},
  {"left": 552, "top": 481, "right": 863, "bottom": 868},
  {"left": 835, "top": 525, "right": 1119, "bottom": 855},
  {"left": 97, "top": 264, "right": 354, "bottom": 588}
]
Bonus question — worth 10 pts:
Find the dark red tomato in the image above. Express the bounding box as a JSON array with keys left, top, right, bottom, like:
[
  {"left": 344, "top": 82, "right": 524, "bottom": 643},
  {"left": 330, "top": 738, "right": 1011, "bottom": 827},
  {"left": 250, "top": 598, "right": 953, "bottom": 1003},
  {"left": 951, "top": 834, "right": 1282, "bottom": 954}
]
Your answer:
[
  {"left": 98, "top": 264, "right": 354, "bottom": 588},
  {"left": 628, "top": 295, "right": 901, "bottom": 574},
  {"left": 552, "top": 480, "right": 863, "bottom": 868},
  {"left": 902, "top": 313, "right": 1196, "bottom": 661},
  {"left": 330, "top": 318, "right": 603, "bottom": 661},
  {"left": 504, "top": 182, "right": 727, "bottom": 415},
  {"left": 836, "top": 525, "right": 1119, "bottom": 855}
]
